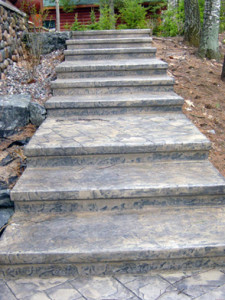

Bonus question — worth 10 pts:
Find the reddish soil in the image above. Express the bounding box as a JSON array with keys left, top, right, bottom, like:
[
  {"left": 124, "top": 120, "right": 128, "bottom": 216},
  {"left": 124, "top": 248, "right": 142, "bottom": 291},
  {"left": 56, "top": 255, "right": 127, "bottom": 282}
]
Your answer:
[{"left": 153, "top": 33, "right": 225, "bottom": 177}]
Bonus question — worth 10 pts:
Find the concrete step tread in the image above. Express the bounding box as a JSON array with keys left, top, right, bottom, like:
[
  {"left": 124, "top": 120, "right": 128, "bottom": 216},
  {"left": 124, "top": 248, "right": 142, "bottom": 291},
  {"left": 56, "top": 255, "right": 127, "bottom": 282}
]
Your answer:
[
  {"left": 11, "top": 160, "right": 225, "bottom": 201},
  {"left": 52, "top": 76, "right": 174, "bottom": 88},
  {"left": 64, "top": 47, "right": 156, "bottom": 55},
  {"left": 56, "top": 58, "right": 167, "bottom": 72},
  {"left": 1, "top": 205, "right": 225, "bottom": 265},
  {"left": 66, "top": 37, "right": 153, "bottom": 44},
  {"left": 24, "top": 112, "right": 209, "bottom": 157},
  {"left": 72, "top": 29, "right": 151, "bottom": 36},
  {"left": 46, "top": 92, "right": 183, "bottom": 109}
]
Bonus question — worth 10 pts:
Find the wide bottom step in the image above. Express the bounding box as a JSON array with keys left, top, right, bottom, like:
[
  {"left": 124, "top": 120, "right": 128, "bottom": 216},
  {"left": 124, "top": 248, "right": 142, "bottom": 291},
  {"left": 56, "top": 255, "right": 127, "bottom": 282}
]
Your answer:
[{"left": 1, "top": 206, "right": 225, "bottom": 278}]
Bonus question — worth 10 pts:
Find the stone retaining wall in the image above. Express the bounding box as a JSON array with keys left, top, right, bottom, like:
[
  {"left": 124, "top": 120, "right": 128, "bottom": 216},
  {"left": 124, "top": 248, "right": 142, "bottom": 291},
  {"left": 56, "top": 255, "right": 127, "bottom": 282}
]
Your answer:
[{"left": 0, "top": 0, "right": 28, "bottom": 77}]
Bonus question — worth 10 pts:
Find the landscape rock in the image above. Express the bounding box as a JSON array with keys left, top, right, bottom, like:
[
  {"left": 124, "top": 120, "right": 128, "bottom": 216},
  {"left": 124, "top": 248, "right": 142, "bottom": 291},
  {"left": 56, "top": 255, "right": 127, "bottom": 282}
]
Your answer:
[
  {"left": 0, "top": 153, "right": 14, "bottom": 166},
  {"left": 0, "top": 189, "right": 13, "bottom": 207},
  {"left": 23, "top": 31, "right": 72, "bottom": 55},
  {"left": 0, "top": 1, "right": 28, "bottom": 73},
  {"left": 0, "top": 208, "right": 14, "bottom": 232},
  {"left": 29, "top": 102, "right": 46, "bottom": 126},
  {"left": 0, "top": 94, "right": 31, "bottom": 137}
]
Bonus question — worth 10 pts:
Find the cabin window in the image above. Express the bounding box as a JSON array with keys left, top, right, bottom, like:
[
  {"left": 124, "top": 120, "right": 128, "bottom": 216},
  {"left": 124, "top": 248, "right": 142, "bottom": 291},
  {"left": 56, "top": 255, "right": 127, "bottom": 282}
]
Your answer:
[{"left": 43, "top": 20, "right": 56, "bottom": 29}]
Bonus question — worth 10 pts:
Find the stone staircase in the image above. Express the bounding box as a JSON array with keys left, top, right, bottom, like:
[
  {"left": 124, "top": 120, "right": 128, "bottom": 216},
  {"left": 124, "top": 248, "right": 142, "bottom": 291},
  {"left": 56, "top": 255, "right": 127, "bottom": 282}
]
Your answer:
[{"left": 1, "top": 29, "right": 225, "bottom": 278}]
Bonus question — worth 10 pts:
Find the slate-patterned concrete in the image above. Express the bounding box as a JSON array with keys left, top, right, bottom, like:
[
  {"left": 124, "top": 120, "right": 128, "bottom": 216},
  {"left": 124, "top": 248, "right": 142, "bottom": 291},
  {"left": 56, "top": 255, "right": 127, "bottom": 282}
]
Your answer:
[
  {"left": 1, "top": 28, "right": 225, "bottom": 284},
  {"left": 1, "top": 268, "right": 225, "bottom": 300}
]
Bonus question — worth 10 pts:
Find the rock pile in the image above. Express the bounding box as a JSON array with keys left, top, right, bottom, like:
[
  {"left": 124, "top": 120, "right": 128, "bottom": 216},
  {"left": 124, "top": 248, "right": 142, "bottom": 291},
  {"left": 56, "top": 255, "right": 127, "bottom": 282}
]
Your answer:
[
  {"left": 0, "top": 50, "right": 64, "bottom": 102},
  {"left": 0, "top": 0, "right": 28, "bottom": 78}
]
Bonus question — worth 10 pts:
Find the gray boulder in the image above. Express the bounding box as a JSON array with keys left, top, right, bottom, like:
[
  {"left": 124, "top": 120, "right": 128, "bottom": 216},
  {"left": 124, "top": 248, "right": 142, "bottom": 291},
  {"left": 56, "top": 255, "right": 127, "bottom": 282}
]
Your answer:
[
  {"left": 0, "top": 190, "right": 13, "bottom": 208},
  {"left": 23, "top": 32, "right": 72, "bottom": 55},
  {"left": 29, "top": 102, "right": 46, "bottom": 126},
  {"left": 0, "top": 208, "right": 14, "bottom": 231},
  {"left": 0, "top": 94, "right": 31, "bottom": 137}
]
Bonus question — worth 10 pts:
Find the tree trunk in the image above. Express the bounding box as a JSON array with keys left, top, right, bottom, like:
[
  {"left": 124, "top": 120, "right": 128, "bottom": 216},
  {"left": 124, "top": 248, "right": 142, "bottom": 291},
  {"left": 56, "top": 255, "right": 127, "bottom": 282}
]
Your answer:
[
  {"left": 99, "top": 0, "right": 115, "bottom": 29},
  {"left": 184, "top": 0, "right": 201, "bottom": 47},
  {"left": 55, "top": 0, "right": 60, "bottom": 31},
  {"left": 221, "top": 55, "right": 225, "bottom": 80},
  {"left": 109, "top": 0, "right": 115, "bottom": 29},
  {"left": 199, "top": 0, "right": 221, "bottom": 59}
]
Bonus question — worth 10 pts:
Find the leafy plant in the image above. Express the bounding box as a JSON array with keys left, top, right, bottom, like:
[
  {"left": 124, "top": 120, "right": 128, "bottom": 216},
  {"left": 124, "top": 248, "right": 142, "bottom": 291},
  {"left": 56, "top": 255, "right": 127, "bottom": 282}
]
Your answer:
[
  {"left": 98, "top": 4, "right": 117, "bottom": 30},
  {"left": 21, "top": 0, "right": 49, "bottom": 81},
  {"left": 117, "top": 0, "right": 147, "bottom": 29},
  {"left": 157, "top": 1, "right": 185, "bottom": 36},
  {"left": 85, "top": 9, "right": 100, "bottom": 30},
  {"left": 64, "top": 22, "right": 71, "bottom": 30},
  {"left": 70, "top": 13, "right": 86, "bottom": 31},
  {"left": 153, "top": 0, "right": 208, "bottom": 37},
  {"left": 220, "top": 0, "right": 225, "bottom": 32},
  {"left": 60, "top": 0, "right": 74, "bottom": 13}
]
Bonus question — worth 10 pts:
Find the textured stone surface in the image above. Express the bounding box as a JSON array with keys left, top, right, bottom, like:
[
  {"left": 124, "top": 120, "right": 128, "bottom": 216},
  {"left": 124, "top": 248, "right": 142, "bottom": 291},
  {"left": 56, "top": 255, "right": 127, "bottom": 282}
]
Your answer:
[
  {"left": 46, "top": 92, "right": 184, "bottom": 117},
  {"left": 51, "top": 76, "right": 175, "bottom": 96},
  {"left": 2, "top": 29, "right": 225, "bottom": 281},
  {"left": 0, "top": 1, "right": 27, "bottom": 73},
  {"left": 10, "top": 160, "right": 225, "bottom": 202},
  {"left": 64, "top": 47, "right": 156, "bottom": 61},
  {"left": 66, "top": 37, "right": 152, "bottom": 49},
  {"left": 71, "top": 29, "right": 151, "bottom": 39},
  {"left": 56, "top": 58, "right": 167, "bottom": 79},
  {"left": 24, "top": 112, "right": 210, "bottom": 157},
  {"left": 2, "top": 269, "right": 225, "bottom": 299},
  {"left": 1, "top": 207, "right": 225, "bottom": 277},
  {"left": 0, "top": 94, "right": 30, "bottom": 137},
  {"left": 14, "top": 194, "right": 225, "bottom": 214},
  {"left": 46, "top": 92, "right": 183, "bottom": 109}
]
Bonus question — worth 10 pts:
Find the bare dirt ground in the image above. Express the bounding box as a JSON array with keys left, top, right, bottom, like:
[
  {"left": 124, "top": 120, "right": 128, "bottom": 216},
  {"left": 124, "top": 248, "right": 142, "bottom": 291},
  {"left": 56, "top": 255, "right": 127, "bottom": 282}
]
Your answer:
[
  {"left": 0, "top": 34, "right": 225, "bottom": 191},
  {"left": 153, "top": 33, "right": 225, "bottom": 177}
]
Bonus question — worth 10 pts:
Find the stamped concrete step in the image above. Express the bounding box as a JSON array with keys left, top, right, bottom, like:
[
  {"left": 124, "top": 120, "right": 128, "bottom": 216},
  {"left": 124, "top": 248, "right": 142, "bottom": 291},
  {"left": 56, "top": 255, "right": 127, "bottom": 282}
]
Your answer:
[
  {"left": 66, "top": 37, "right": 153, "bottom": 50},
  {"left": 71, "top": 29, "right": 151, "bottom": 40},
  {"left": 10, "top": 160, "right": 225, "bottom": 213},
  {"left": 51, "top": 76, "right": 175, "bottom": 96},
  {"left": 46, "top": 92, "right": 184, "bottom": 116},
  {"left": 56, "top": 59, "right": 168, "bottom": 79},
  {"left": 64, "top": 47, "right": 156, "bottom": 61},
  {"left": 24, "top": 112, "right": 210, "bottom": 162},
  {"left": 1, "top": 205, "right": 225, "bottom": 278}
]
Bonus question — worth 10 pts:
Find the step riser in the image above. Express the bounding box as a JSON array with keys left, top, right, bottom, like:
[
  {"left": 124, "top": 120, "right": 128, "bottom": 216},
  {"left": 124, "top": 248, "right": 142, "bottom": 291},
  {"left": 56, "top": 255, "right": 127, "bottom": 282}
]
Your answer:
[
  {"left": 26, "top": 151, "right": 209, "bottom": 168},
  {"left": 14, "top": 194, "right": 225, "bottom": 214},
  {"left": 52, "top": 85, "right": 174, "bottom": 96},
  {"left": 67, "top": 42, "right": 152, "bottom": 49},
  {"left": 45, "top": 93, "right": 184, "bottom": 111},
  {"left": 64, "top": 52, "right": 155, "bottom": 61},
  {"left": 1, "top": 255, "right": 225, "bottom": 279},
  {"left": 47, "top": 105, "right": 182, "bottom": 117},
  {"left": 56, "top": 68, "right": 166, "bottom": 79}
]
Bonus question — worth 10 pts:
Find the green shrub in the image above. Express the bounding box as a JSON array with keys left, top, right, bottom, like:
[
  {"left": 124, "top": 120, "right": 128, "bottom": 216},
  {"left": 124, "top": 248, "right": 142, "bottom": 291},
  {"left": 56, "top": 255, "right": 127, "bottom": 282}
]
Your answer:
[
  {"left": 98, "top": 5, "right": 116, "bottom": 30},
  {"left": 60, "top": 0, "right": 74, "bottom": 13},
  {"left": 85, "top": 8, "right": 100, "bottom": 30},
  {"left": 220, "top": 1, "right": 225, "bottom": 32},
  {"left": 117, "top": 0, "right": 147, "bottom": 29},
  {"left": 70, "top": 13, "right": 86, "bottom": 31},
  {"left": 157, "top": 1, "right": 185, "bottom": 36},
  {"left": 154, "top": 0, "right": 207, "bottom": 37}
]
